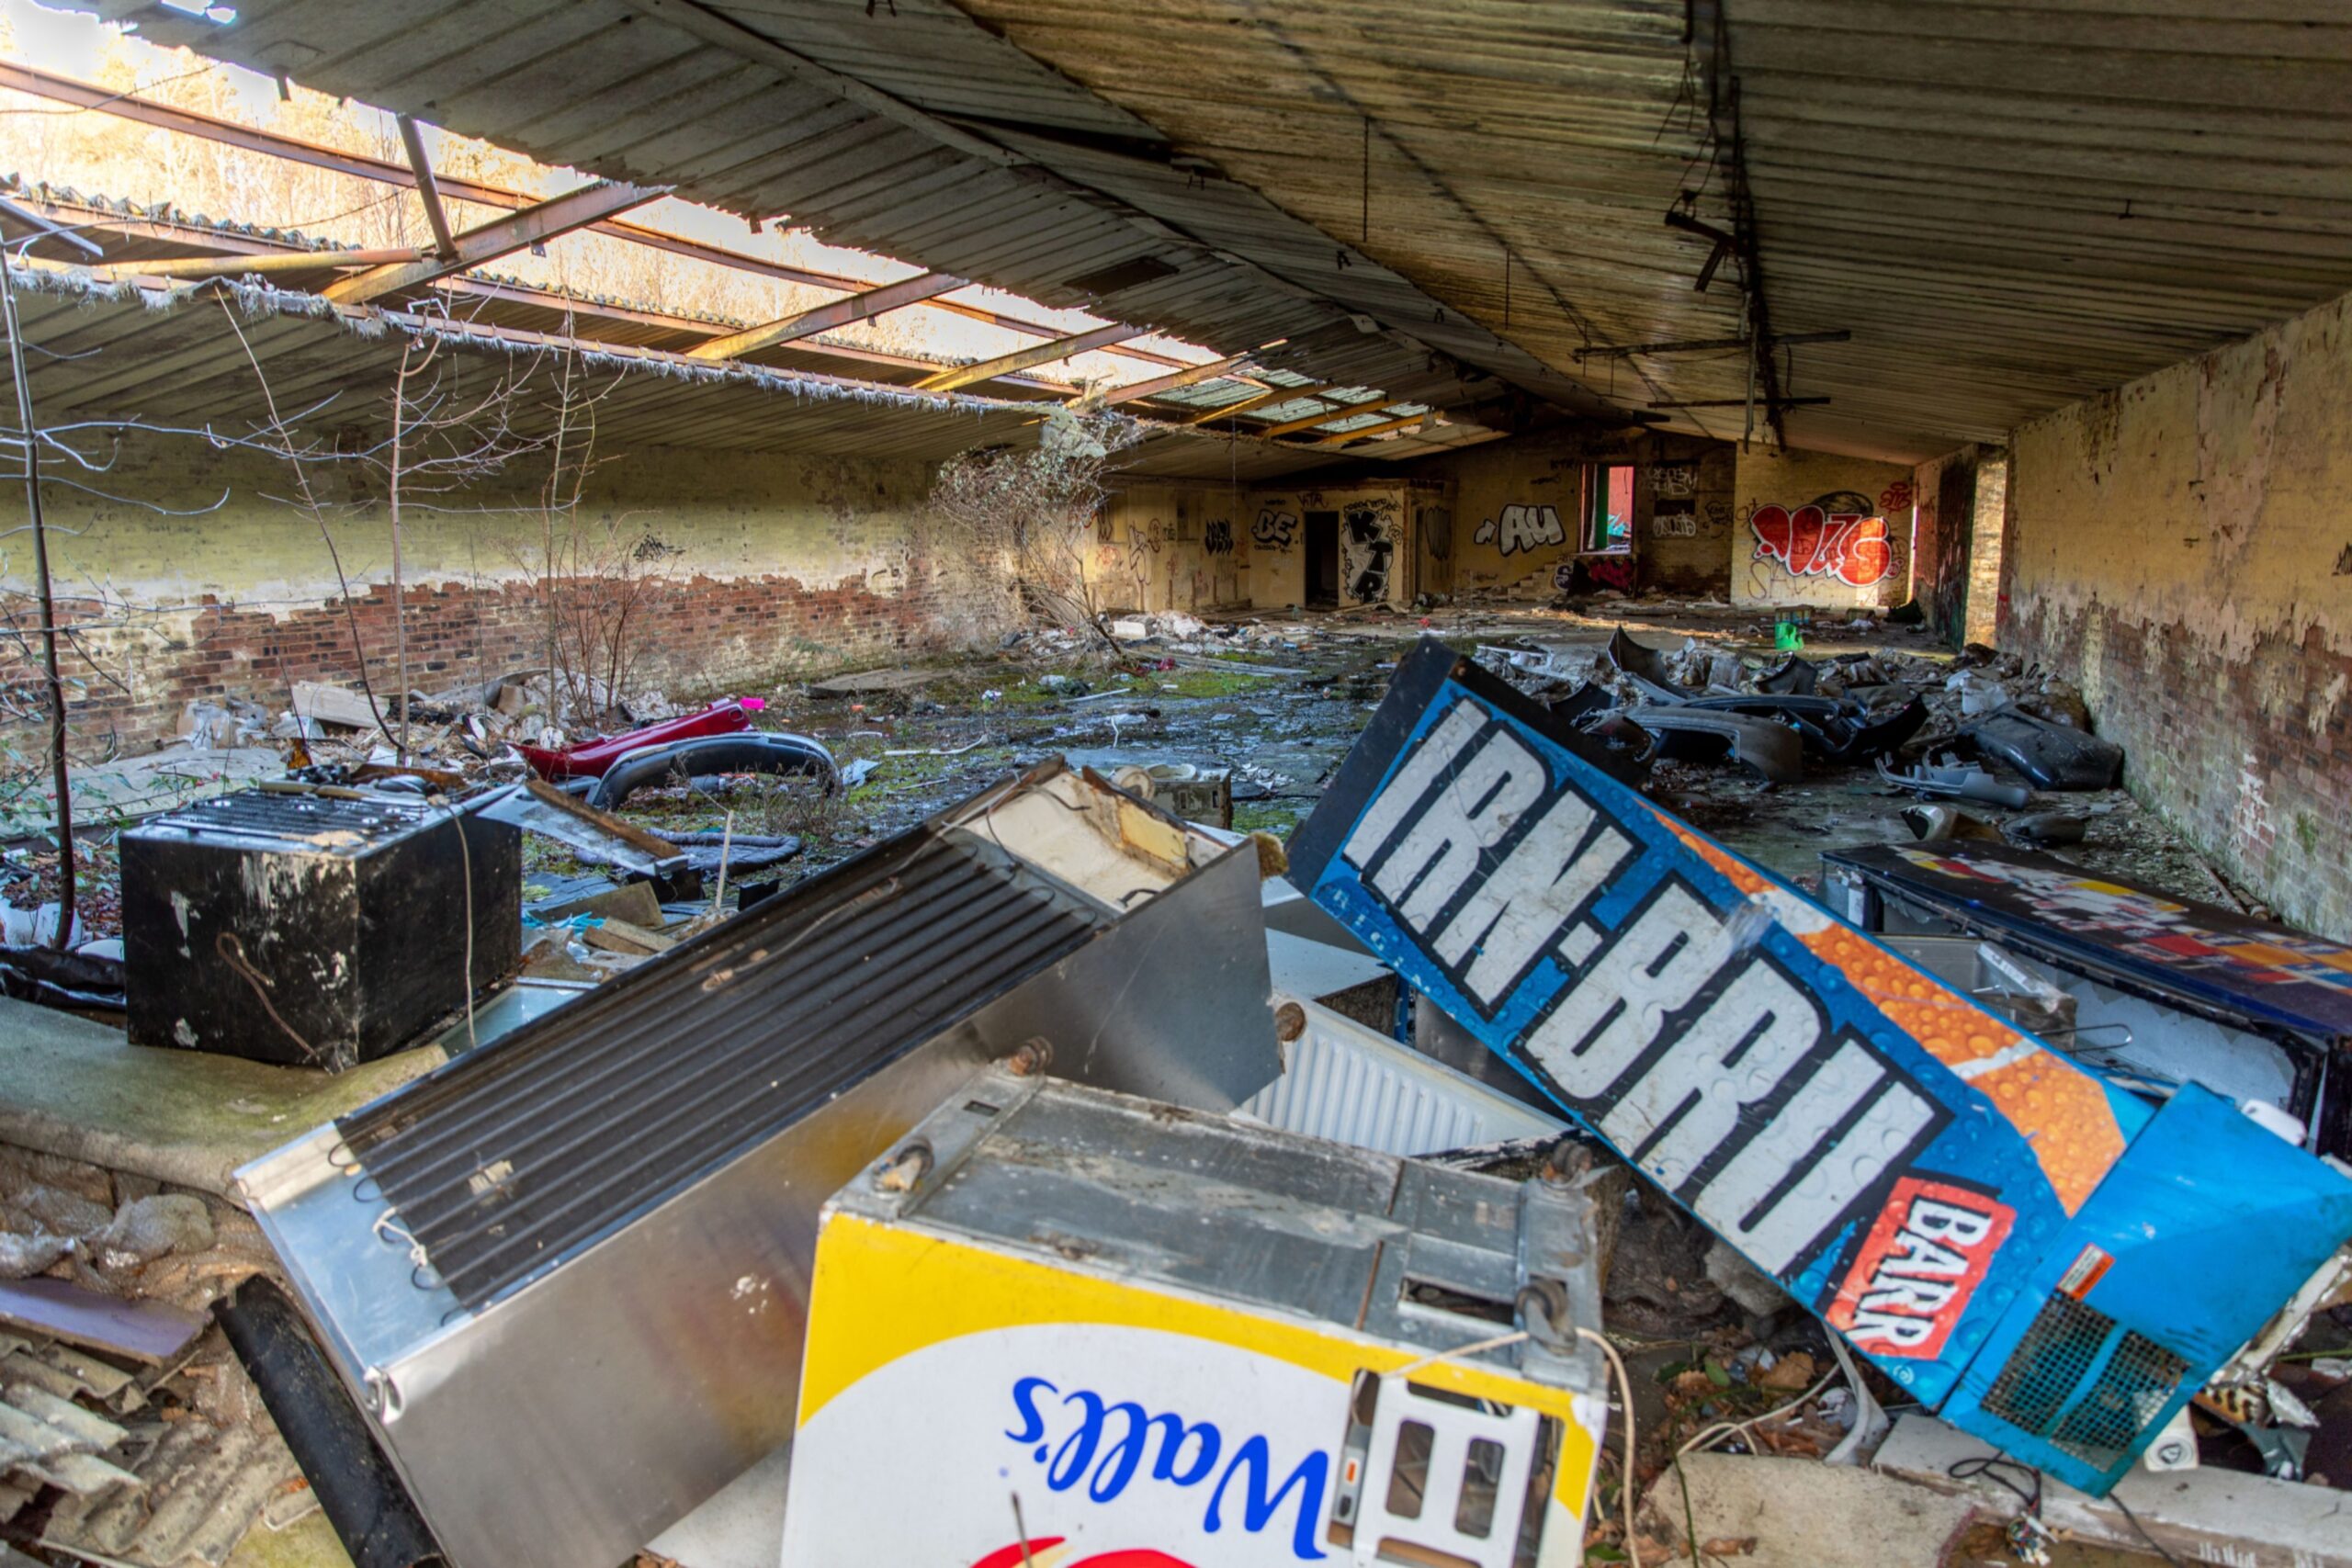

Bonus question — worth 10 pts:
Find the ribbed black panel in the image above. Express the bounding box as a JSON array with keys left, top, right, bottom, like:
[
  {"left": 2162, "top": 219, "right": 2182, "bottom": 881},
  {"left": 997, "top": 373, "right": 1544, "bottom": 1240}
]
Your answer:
[{"left": 339, "top": 828, "right": 1102, "bottom": 1309}]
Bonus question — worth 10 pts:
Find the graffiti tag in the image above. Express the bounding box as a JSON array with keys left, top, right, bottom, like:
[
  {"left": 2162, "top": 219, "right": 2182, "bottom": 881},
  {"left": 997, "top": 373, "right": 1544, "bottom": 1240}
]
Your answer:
[
  {"left": 1750, "top": 493, "right": 1893, "bottom": 587},
  {"left": 1250, "top": 510, "right": 1298, "bottom": 550},
  {"left": 1204, "top": 518, "right": 1234, "bottom": 557},
  {"left": 1879, "top": 480, "right": 1915, "bottom": 513},
  {"left": 1343, "top": 501, "right": 1396, "bottom": 604},
  {"left": 1473, "top": 503, "right": 1566, "bottom": 557},
  {"left": 1649, "top": 462, "right": 1699, "bottom": 499},
  {"left": 1651, "top": 513, "right": 1697, "bottom": 538}
]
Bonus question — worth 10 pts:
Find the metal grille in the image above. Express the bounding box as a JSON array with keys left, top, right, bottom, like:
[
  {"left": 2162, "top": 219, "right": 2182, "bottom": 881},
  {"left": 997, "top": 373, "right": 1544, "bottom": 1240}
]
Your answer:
[
  {"left": 1981, "top": 1294, "right": 2191, "bottom": 1472},
  {"left": 150, "top": 789, "right": 434, "bottom": 844},
  {"left": 339, "top": 828, "right": 1102, "bottom": 1310}
]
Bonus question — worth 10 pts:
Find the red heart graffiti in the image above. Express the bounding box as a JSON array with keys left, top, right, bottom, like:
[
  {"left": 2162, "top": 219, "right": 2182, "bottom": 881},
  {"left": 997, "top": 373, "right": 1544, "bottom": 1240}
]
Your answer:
[{"left": 1749, "top": 504, "right": 1892, "bottom": 587}]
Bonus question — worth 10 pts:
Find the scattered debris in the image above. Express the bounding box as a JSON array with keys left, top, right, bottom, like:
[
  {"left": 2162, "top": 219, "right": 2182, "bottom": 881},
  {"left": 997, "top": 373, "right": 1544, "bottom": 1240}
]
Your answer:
[{"left": 515, "top": 698, "right": 758, "bottom": 781}]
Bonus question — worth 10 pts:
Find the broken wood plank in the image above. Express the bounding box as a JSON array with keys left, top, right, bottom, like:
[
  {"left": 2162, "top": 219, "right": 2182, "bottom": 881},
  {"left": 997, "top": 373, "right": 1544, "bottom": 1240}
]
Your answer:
[
  {"left": 582, "top": 918, "right": 674, "bottom": 956},
  {"left": 808, "top": 666, "right": 945, "bottom": 698},
  {"left": 0, "top": 1279, "right": 203, "bottom": 1367}
]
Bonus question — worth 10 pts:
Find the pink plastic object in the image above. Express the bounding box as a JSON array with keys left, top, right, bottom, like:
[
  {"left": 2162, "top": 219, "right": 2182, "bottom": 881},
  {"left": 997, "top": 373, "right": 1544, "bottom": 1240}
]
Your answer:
[{"left": 516, "top": 700, "right": 754, "bottom": 781}]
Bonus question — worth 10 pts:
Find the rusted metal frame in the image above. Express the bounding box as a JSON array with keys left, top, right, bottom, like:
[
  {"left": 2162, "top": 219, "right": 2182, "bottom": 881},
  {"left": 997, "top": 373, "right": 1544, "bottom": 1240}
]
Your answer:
[
  {"left": 0, "top": 63, "right": 1194, "bottom": 378},
  {"left": 1184, "top": 383, "right": 1329, "bottom": 425},
  {"left": 1260, "top": 394, "right": 1412, "bottom": 437},
  {"left": 684, "top": 271, "right": 967, "bottom": 360},
  {"left": 914, "top": 322, "right": 1143, "bottom": 391},
  {"left": 90, "top": 247, "right": 423, "bottom": 282},
  {"left": 322, "top": 182, "right": 666, "bottom": 304},
  {"left": 396, "top": 116, "right": 458, "bottom": 261},
  {"left": 442, "top": 277, "right": 1078, "bottom": 393},
  {"left": 1078, "top": 349, "right": 1260, "bottom": 408},
  {"left": 1313, "top": 409, "right": 1430, "bottom": 446}
]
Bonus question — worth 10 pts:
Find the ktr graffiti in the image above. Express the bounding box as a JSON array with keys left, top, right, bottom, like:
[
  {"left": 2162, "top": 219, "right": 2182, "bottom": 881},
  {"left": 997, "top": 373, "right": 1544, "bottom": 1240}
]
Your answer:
[
  {"left": 1473, "top": 503, "right": 1565, "bottom": 557},
  {"left": 1749, "top": 491, "right": 1893, "bottom": 587},
  {"left": 1250, "top": 510, "right": 1298, "bottom": 550}
]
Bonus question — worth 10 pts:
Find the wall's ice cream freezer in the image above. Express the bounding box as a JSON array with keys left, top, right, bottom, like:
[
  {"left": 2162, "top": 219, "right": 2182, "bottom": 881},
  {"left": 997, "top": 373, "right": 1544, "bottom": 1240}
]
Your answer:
[
  {"left": 1283, "top": 640, "right": 2352, "bottom": 1496},
  {"left": 782, "top": 1065, "right": 1611, "bottom": 1568}
]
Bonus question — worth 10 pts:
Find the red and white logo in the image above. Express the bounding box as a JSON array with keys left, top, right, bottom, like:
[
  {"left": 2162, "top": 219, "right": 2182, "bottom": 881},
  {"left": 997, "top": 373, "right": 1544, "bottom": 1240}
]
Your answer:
[{"left": 1825, "top": 1179, "right": 2014, "bottom": 1359}]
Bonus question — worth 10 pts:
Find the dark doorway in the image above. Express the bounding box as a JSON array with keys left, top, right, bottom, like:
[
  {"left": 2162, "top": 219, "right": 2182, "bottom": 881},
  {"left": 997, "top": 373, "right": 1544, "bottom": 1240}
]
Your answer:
[{"left": 1304, "top": 510, "right": 1341, "bottom": 607}]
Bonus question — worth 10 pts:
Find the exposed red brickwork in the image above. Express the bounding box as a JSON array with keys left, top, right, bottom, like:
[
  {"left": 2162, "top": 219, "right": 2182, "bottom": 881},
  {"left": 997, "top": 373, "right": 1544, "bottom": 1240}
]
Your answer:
[
  {"left": 2011, "top": 598, "right": 2352, "bottom": 939},
  {"left": 6, "top": 565, "right": 992, "bottom": 753}
]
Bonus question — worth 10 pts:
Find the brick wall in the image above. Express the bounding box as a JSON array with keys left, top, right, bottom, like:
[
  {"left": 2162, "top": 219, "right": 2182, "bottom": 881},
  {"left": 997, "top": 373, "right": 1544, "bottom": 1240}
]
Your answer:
[
  {"left": 1911, "top": 445, "right": 2007, "bottom": 648},
  {"left": 4, "top": 436, "right": 1013, "bottom": 751},
  {"left": 2005, "top": 289, "right": 2352, "bottom": 938}
]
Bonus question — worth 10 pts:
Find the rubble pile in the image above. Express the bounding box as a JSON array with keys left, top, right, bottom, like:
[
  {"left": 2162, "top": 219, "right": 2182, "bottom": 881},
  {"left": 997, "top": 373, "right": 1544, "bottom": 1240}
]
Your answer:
[{"left": 0, "top": 610, "right": 2344, "bottom": 1568}]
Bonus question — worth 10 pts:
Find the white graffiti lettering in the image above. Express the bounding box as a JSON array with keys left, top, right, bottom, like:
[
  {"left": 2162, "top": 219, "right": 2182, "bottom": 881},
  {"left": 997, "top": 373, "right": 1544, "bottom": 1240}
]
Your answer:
[
  {"left": 1472, "top": 503, "right": 1566, "bottom": 557},
  {"left": 1340, "top": 703, "right": 1942, "bottom": 1279},
  {"left": 1430, "top": 789, "right": 1634, "bottom": 1010}
]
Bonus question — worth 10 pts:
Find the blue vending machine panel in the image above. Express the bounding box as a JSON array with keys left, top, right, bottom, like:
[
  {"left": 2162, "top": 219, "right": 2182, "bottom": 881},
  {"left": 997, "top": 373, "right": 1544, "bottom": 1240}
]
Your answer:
[{"left": 1286, "top": 643, "right": 2352, "bottom": 1493}]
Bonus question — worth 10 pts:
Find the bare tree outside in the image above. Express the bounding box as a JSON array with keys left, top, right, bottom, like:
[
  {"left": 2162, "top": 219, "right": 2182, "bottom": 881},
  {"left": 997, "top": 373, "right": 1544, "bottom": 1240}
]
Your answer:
[{"left": 926, "top": 407, "right": 1138, "bottom": 651}]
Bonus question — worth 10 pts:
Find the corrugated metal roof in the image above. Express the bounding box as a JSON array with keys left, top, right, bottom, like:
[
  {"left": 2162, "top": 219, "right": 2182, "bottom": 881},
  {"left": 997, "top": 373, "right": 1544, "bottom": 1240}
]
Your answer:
[
  {"left": 6, "top": 261, "right": 1343, "bottom": 479},
  {"left": 78, "top": 0, "right": 2352, "bottom": 462},
  {"left": 946, "top": 0, "right": 2352, "bottom": 461},
  {"left": 60, "top": 0, "right": 1625, "bottom": 433}
]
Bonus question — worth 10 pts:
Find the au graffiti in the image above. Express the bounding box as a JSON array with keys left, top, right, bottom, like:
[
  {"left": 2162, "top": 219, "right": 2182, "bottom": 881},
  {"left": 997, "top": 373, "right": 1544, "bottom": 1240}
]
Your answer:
[{"left": 1474, "top": 503, "right": 1565, "bottom": 557}]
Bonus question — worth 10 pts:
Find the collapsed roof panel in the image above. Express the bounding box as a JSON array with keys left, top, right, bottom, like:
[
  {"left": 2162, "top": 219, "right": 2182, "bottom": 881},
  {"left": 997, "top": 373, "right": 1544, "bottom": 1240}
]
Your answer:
[{"left": 62, "top": 0, "right": 1633, "bottom": 430}]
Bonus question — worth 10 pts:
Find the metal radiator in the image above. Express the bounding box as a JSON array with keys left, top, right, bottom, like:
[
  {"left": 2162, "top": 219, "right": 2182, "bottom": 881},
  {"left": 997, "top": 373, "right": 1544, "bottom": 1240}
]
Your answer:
[
  {"left": 239, "top": 762, "right": 1279, "bottom": 1568},
  {"left": 121, "top": 785, "right": 520, "bottom": 1066}
]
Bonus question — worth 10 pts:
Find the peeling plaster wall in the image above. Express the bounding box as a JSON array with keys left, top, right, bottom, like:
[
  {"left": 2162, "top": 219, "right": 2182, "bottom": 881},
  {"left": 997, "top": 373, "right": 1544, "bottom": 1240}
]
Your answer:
[
  {"left": 2006, "top": 289, "right": 2352, "bottom": 938},
  {"left": 1092, "top": 483, "right": 1252, "bottom": 614},
  {"left": 1730, "top": 447, "right": 1916, "bottom": 611},
  {"left": 5, "top": 435, "right": 1011, "bottom": 750}
]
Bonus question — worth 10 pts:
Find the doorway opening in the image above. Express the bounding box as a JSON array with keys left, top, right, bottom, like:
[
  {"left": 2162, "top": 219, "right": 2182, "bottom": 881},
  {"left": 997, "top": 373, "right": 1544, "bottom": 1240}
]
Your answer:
[{"left": 1304, "top": 510, "right": 1341, "bottom": 607}]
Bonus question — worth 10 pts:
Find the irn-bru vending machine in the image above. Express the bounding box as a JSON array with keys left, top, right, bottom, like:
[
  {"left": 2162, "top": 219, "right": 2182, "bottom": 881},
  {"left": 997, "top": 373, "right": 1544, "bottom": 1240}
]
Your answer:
[{"left": 1283, "top": 640, "right": 2352, "bottom": 1496}]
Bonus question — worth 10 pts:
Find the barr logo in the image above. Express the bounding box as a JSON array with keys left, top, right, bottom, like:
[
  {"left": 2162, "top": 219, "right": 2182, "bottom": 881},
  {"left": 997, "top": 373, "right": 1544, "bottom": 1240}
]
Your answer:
[{"left": 1826, "top": 1179, "right": 2014, "bottom": 1358}]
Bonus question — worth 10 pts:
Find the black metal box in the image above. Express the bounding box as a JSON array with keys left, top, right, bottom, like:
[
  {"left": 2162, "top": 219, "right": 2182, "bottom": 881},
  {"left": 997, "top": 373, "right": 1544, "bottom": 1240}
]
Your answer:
[{"left": 121, "top": 788, "right": 521, "bottom": 1068}]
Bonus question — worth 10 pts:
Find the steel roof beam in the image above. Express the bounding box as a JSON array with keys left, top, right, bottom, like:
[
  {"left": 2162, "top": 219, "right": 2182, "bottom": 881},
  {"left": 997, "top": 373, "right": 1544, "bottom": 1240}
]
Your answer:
[
  {"left": 1078, "top": 348, "right": 1260, "bottom": 408},
  {"left": 1261, "top": 395, "right": 1414, "bottom": 437},
  {"left": 1316, "top": 411, "right": 1430, "bottom": 446},
  {"left": 685, "top": 271, "right": 968, "bottom": 360},
  {"left": 915, "top": 322, "right": 1144, "bottom": 391},
  {"left": 89, "top": 247, "right": 424, "bottom": 282},
  {"left": 322, "top": 182, "right": 665, "bottom": 304},
  {"left": 0, "top": 62, "right": 1200, "bottom": 378},
  {"left": 397, "top": 116, "right": 458, "bottom": 261}
]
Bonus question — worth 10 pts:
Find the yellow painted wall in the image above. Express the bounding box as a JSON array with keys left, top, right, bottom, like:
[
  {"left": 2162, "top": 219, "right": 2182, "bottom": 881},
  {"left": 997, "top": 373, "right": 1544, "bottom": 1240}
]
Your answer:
[
  {"left": 1246, "top": 482, "right": 1426, "bottom": 610},
  {"left": 2006, "top": 288, "right": 2352, "bottom": 937},
  {"left": 1730, "top": 446, "right": 1916, "bottom": 610},
  {"left": 1091, "top": 483, "right": 1252, "bottom": 614},
  {"left": 1419, "top": 430, "right": 1732, "bottom": 600}
]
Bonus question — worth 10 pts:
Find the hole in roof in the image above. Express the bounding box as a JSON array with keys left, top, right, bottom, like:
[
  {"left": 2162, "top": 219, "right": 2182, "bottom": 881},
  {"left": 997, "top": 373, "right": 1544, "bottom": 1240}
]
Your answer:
[{"left": 1064, "top": 255, "right": 1178, "bottom": 298}]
